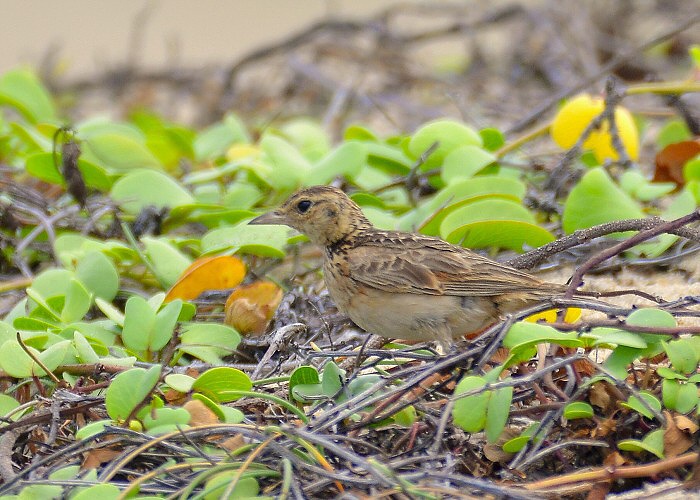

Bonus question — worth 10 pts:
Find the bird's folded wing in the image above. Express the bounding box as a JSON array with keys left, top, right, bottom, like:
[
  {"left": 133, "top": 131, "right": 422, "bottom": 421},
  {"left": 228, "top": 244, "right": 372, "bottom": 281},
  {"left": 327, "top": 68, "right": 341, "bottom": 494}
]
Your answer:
[{"left": 346, "top": 245, "right": 555, "bottom": 297}]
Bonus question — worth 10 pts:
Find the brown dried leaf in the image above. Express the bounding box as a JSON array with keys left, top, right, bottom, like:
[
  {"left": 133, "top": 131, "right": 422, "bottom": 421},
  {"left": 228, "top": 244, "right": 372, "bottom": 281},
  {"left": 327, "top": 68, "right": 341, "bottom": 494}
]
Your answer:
[
  {"left": 589, "top": 382, "right": 611, "bottom": 410},
  {"left": 603, "top": 451, "right": 627, "bottom": 467},
  {"left": 220, "top": 433, "right": 246, "bottom": 451},
  {"left": 653, "top": 139, "right": 700, "bottom": 186},
  {"left": 82, "top": 448, "right": 121, "bottom": 470},
  {"left": 664, "top": 411, "right": 696, "bottom": 458},
  {"left": 225, "top": 281, "right": 283, "bottom": 335},
  {"left": 483, "top": 427, "right": 520, "bottom": 463},
  {"left": 184, "top": 399, "right": 220, "bottom": 427}
]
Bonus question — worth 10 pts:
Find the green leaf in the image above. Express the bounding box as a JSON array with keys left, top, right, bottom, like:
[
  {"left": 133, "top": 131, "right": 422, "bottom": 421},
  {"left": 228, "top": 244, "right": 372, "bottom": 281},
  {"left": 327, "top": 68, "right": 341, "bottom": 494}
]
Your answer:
[
  {"left": 663, "top": 339, "right": 699, "bottom": 375},
  {"left": 0, "top": 339, "right": 70, "bottom": 378},
  {"left": 289, "top": 366, "right": 320, "bottom": 401},
  {"left": 194, "top": 113, "right": 250, "bottom": 161},
  {"left": 452, "top": 376, "right": 488, "bottom": 432},
  {"left": 105, "top": 366, "right": 161, "bottom": 421},
  {"left": 201, "top": 223, "right": 289, "bottom": 258},
  {"left": 0, "top": 68, "right": 57, "bottom": 123},
  {"left": 662, "top": 379, "right": 698, "bottom": 413},
  {"left": 0, "top": 394, "right": 20, "bottom": 421},
  {"left": 142, "top": 407, "right": 191, "bottom": 431},
  {"left": 408, "top": 119, "right": 482, "bottom": 169},
  {"left": 656, "top": 120, "right": 691, "bottom": 149},
  {"left": 479, "top": 128, "right": 505, "bottom": 151},
  {"left": 61, "top": 279, "right": 92, "bottom": 324},
  {"left": 258, "top": 133, "right": 312, "bottom": 190},
  {"left": 441, "top": 145, "right": 496, "bottom": 184},
  {"left": 281, "top": 118, "right": 331, "bottom": 161},
  {"left": 504, "top": 322, "right": 583, "bottom": 356},
  {"left": 632, "top": 188, "right": 697, "bottom": 257},
  {"left": 365, "top": 142, "right": 412, "bottom": 175},
  {"left": 486, "top": 385, "right": 513, "bottom": 442},
  {"left": 321, "top": 362, "right": 345, "bottom": 397},
  {"left": 204, "top": 473, "right": 259, "bottom": 500},
  {"left": 441, "top": 198, "right": 555, "bottom": 251},
  {"left": 192, "top": 367, "right": 252, "bottom": 403},
  {"left": 149, "top": 299, "right": 183, "bottom": 351},
  {"left": 179, "top": 323, "right": 241, "bottom": 364},
  {"left": 75, "top": 251, "right": 119, "bottom": 302},
  {"left": 70, "top": 484, "right": 121, "bottom": 500},
  {"left": 502, "top": 424, "right": 540, "bottom": 453},
  {"left": 73, "top": 332, "right": 100, "bottom": 364},
  {"left": 164, "top": 373, "right": 196, "bottom": 393},
  {"left": 418, "top": 176, "right": 526, "bottom": 235},
  {"left": 620, "top": 391, "right": 661, "bottom": 419},
  {"left": 305, "top": 141, "right": 367, "bottom": 185},
  {"left": 110, "top": 169, "right": 194, "bottom": 214},
  {"left": 563, "top": 168, "right": 644, "bottom": 234},
  {"left": 25, "top": 152, "right": 112, "bottom": 191},
  {"left": 618, "top": 429, "right": 664, "bottom": 458},
  {"left": 85, "top": 133, "right": 162, "bottom": 170},
  {"left": 141, "top": 236, "right": 192, "bottom": 288},
  {"left": 563, "top": 401, "right": 594, "bottom": 419},
  {"left": 581, "top": 328, "right": 647, "bottom": 348},
  {"left": 121, "top": 296, "right": 157, "bottom": 352}
]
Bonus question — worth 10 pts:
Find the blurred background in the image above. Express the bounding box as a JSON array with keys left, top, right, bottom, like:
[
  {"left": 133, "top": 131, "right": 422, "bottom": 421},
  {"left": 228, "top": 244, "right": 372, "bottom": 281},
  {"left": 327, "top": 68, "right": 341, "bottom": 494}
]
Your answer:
[{"left": 1, "top": 0, "right": 698, "bottom": 137}]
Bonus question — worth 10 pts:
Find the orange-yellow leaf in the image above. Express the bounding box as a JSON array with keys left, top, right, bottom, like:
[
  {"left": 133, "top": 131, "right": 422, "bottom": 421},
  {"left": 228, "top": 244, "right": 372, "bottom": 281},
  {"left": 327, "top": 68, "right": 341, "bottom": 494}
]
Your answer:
[
  {"left": 224, "top": 281, "right": 283, "bottom": 336},
  {"left": 165, "top": 255, "right": 246, "bottom": 302}
]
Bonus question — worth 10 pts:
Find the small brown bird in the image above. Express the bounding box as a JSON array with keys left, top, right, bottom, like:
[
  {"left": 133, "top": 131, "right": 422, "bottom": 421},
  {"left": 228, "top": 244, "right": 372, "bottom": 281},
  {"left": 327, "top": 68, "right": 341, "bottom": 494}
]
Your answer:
[{"left": 250, "top": 186, "right": 568, "bottom": 343}]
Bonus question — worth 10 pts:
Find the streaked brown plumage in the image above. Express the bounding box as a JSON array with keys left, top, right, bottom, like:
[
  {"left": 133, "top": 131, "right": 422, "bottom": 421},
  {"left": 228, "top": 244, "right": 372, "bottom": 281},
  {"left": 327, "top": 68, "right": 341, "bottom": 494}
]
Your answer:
[{"left": 250, "top": 186, "right": 567, "bottom": 343}]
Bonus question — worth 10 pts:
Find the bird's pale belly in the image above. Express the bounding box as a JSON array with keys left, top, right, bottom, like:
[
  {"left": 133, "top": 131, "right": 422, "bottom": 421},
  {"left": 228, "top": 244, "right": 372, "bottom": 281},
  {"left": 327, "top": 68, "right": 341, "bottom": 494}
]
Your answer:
[{"left": 328, "top": 280, "right": 498, "bottom": 342}]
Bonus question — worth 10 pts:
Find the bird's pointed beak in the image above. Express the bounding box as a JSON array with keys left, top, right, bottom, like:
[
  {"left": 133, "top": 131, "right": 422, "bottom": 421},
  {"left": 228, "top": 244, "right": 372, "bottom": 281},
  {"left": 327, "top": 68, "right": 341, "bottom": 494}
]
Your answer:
[{"left": 248, "top": 210, "right": 288, "bottom": 226}]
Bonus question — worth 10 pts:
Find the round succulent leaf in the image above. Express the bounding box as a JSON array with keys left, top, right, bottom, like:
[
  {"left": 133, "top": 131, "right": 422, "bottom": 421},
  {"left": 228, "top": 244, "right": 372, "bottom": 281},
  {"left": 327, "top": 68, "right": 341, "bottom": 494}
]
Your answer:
[
  {"left": 142, "top": 236, "right": 192, "bottom": 289},
  {"left": 105, "top": 366, "right": 161, "bottom": 421},
  {"left": 110, "top": 169, "right": 194, "bottom": 214},
  {"left": 164, "top": 374, "right": 196, "bottom": 393},
  {"left": 662, "top": 379, "right": 698, "bottom": 414},
  {"left": 70, "top": 484, "right": 120, "bottom": 500},
  {"left": 441, "top": 199, "right": 555, "bottom": 251},
  {"left": 75, "top": 251, "right": 119, "bottom": 302},
  {"left": 201, "top": 224, "right": 289, "bottom": 258},
  {"left": 281, "top": 118, "right": 331, "bottom": 161},
  {"left": 620, "top": 391, "right": 661, "bottom": 419},
  {"left": 0, "top": 68, "right": 57, "bottom": 123},
  {"left": 563, "top": 401, "right": 595, "bottom": 419},
  {"left": 259, "top": 133, "right": 311, "bottom": 191},
  {"left": 85, "top": 133, "right": 162, "bottom": 171},
  {"left": 121, "top": 296, "right": 157, "bottom": 352},
  {"left": 408, "top": 119, "right": 482, "bottom": 169},
  {"left": 618, "top": 429, "right": 664, "bottom": 458},
  {"left": 192, "top": 367, "right": 252, "bottom": 403},
  {"left": 486, "top": 386, "right": 513, "bottom": 442},
  {"left": 441, "top": 145, "right": 496, "bottom": 184},
  {"left": 453, "top": 376, "right": 489, "bottom": 433},
  {"left": 25, "top": 152, "right": 111, "bottom": 191},
  {"left": 563, "top": 168, "right": 644, "bottom": 234},
  {"left": 305, "top": 141, "right": 367, "bottom": 186},
  {"left": 194, "top": 113, "right": 250, "bottom": 161}
]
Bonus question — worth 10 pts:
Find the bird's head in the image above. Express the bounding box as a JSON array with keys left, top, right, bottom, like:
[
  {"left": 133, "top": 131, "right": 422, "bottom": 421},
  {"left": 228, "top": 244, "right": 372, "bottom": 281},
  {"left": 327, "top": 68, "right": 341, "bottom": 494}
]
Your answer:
[{"left": 249, "top": 185, "right": 372, "bottom": 246}]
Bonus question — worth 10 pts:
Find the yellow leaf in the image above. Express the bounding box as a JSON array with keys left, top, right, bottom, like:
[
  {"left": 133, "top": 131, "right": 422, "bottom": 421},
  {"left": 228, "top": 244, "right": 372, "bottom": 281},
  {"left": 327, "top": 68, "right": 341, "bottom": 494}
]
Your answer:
[
  {"left": 525, "top": 308, "right": 581, "bottom": 324},
  {"left": 551, "top": 94, "right": 639, "bottom": 163}
]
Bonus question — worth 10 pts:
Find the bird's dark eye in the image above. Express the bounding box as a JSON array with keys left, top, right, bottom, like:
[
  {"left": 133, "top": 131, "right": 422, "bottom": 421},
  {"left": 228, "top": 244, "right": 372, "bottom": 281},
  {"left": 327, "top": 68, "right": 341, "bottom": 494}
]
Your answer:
[{"left": 296, "top": 200, "right": 312, "bottom": 213}]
